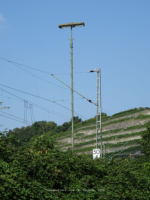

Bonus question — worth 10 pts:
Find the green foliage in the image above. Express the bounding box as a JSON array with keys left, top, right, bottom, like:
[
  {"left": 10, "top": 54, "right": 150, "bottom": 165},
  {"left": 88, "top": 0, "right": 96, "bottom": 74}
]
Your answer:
[
  {"left": 83, "top": 128, "right": 123, "bottom": 139},
  {"left": 111, "top": 107, "right": 145, "bottom": 118},
  {"left": 60, "top": 122, "right": 70, "bottom": 132},
  {"left": 106, "top": 145, "right": 142, "bottom": 160},
  {"left": 83, "top": 124, "right": 147, "bottom": 140},
  {"left": 125, "top": 123, "right": 148, "bottom": 130},
  {"left": 66, "top": 107, "right": 149, "bottom": 134},
  {"left": 71, "top": 116, "right": 82, "bottom": 124},
  {"left": 2, "top": 108, "right": 150, "bottom": 199},
  {"left": 136, "top": 114, "right": 150, "bottom": 119},
  {"left": 74, "top": 133, "right": 84, "bottom": 138},
  {"left": 140, "top": 123, "right": 150, "bottom": 156},
  {"left": 141, "top": 158, "right": 150, "bottom": 177},
  {"left": 74, "top": 139, "right": 141, "bottom": 154},
  {"left": 103, "top": 117, "right": 132, "bottom": 127},
  {"left": 5, "top": 116, "right": 86, "bottom": 146},
  {"left": 74, "top": 131, "right": 145, "bottom": 148},
  {"left": 1, "top": 132, "right": 150, "bottom": 199},
  {"left": 6, "top": 121, "right": 58, "bottom": 146}
]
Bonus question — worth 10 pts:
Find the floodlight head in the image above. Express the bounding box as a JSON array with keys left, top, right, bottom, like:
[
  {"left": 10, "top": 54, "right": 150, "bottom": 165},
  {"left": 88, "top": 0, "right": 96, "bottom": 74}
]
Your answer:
[{"left": 58, "top": 22, "right": 85, "bottom": 29}]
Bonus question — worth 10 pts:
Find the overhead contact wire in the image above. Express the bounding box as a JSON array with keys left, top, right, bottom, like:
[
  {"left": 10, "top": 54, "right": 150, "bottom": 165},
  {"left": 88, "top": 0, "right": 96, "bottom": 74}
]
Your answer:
[
  {"left": 0, "top": 89, "right": 70, "bottom": 120},
  {"left": 0, "top": 84, "right": 88, "bottom": 119},
  {"left": 0, "top": 57, "right": 87, "bottom": 76},
  {"left": 11, "top": 62, "right": 69, "bottom": 90}
]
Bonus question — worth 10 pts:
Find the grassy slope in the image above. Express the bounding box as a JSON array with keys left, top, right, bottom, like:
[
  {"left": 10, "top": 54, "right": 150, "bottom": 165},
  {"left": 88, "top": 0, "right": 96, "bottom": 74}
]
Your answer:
[{"left": 53, "top": 108, "right": 150, "bottom": 158}]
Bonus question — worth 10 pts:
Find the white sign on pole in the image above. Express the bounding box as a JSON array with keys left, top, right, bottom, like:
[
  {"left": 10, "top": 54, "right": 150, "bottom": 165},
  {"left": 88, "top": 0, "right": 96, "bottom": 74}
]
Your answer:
[{"left": 93, "top": 148, "right": 100, "bottom": 159}]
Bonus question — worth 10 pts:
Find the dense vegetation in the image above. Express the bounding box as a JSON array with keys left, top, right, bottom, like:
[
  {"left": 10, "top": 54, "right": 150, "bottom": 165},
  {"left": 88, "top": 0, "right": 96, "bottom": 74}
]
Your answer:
[
  {"left": 4, "top": 107, "right": 148, "bottom": 147},
  {"left": 111, "top": 107, "right": 145, "bottom": 118},
  {"left": 5, "top": 116, "right": 83, "bottom": 146},
  {"left": 4, "top": 113, "right": 108, "bottom": 146},
  {"left": 0, "top": 122, "right": 150, "bottom": 199},
  {"left": 1, "top": 107, "right": 150, "bottom": 199}
]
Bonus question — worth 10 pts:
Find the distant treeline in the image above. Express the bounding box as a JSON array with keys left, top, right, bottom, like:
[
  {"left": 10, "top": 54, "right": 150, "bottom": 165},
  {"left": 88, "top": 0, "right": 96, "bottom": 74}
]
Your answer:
[
  {"left": 2, "top": 113, "right": 108, "bottom": 146},
  {"left": 1, "top": 107, "right": 147, "bottom": 147}
]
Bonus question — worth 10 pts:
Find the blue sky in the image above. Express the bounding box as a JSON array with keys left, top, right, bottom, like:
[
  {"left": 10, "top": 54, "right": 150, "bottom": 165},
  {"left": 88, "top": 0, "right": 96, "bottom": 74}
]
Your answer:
[{"left": 0, "top": 0, "right": 150, "bottom": 132}]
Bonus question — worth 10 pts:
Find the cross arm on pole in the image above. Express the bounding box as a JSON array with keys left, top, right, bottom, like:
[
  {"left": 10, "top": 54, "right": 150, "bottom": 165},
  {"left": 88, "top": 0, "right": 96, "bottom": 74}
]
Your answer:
[{"left": 51, "top": 74, "right": 97, "bottom": 106}]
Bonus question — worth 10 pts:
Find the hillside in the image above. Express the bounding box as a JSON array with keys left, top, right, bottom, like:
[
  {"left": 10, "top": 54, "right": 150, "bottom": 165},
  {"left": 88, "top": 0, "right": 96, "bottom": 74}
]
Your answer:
[
  {"left": 54, "top": 107, "right": 150, "bottom": 159},
  {"left": 4, "top": 107, "right": 150, "bottom": 160}
]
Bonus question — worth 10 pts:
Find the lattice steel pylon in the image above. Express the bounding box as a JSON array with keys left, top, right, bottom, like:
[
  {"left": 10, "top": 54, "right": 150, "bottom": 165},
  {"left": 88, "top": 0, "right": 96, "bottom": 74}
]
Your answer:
[
  {"left": 24, "top": 101, "right": 34, "bottom": 124},
  {"left": 96, "top": 68, "right": 102, "bottom": 158},
  {"left": 29, "top": 103, "right": 35, "bottom": 124},
  {"left": 24, "top": 100, "right": 28, "bottom": 124}
]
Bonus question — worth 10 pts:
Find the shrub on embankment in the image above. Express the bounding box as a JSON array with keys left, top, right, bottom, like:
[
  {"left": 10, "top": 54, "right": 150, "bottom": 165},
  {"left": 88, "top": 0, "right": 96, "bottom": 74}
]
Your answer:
[{"left": 1, "top": 131, "right": 150, "bottom": 199}]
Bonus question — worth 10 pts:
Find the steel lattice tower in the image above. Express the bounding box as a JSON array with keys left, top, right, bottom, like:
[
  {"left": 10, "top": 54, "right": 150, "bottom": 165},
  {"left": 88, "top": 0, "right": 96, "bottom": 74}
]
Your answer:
[{"left": 96, "top": 68, "right": 102, "bottom": 157}]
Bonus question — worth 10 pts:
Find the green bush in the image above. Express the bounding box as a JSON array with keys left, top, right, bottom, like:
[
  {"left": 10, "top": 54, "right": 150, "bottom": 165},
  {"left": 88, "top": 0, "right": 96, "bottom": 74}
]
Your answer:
[
  {"left": 140, "top": 123, "right": 150, "bottom": 156},
  {"left": 75, "top": 130, "right": 145, "bottom": 148},
  {"left": 1, "top": 132, "right": 150, "bottom": 199},
  {"left": 111, "top": 107, "right": 144, "bottom": 118}
]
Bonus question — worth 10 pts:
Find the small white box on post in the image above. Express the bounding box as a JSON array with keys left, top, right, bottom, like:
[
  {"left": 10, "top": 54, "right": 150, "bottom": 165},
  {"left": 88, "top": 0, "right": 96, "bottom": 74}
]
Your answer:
[{"left": 93, "top": 148, "right": 100, "bottom": 159}]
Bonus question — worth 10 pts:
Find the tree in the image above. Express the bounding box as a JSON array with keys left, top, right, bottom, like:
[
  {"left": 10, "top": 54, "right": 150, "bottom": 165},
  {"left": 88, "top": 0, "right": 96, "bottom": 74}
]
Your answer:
[
  {"left": 45, "top": 121, "right": 57, "bottom": 132},
  {"left": 70, "top": 116, "right": 82, "bottom": 124},
  {"left": 61, "top": 122, "right": 71, "bottom": 132}
]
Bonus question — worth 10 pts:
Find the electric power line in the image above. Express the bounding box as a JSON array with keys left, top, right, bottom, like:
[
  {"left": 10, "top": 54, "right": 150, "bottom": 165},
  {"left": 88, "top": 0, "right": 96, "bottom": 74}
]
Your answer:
[
  {"left": 0, "top": 84, "right": 88, "bottom": 120},
  {"left": 53, "top": 71, "right": 87, "bottom": 75},
  {"left": 102, "top": 108, "right": 113, "bottom": 116},
  {"left": 33, "top": 75, "right": 39, "bottom": 96},
  {"left": 61, "top": 87, "right": 66, "bottom": 108},
  {"left": 0, "top": 57, "right": 53, "bottom": 75},
  {"left": 0, "top": 111, "right": 32, "bottom": 125},
  {"left": 8, "top": 97, "right": 12, "bottom": 115},
  {"left": 0, "top": 93, "right": 83, "bottom": 104},
  {"left": 0, "top": 90, "right": 113, "bottom": 122},
  {"left": 1, "top": 114, "right": 30, "bottom": 125},
  {"left": 0, "top": 57, "right": 87, "bottom": 77},
  {"left": 0, "top": 89, "right": 70, "bottom": 120},
  {"left": 9, "top": 61, "right": 69, "bottom": 91},
  {"left": 0, "top": 94, "right": 22, "bottom": 102},
  {"left": 1, "top": 57, "right": 113, "bottom": 120},
  {"left": 53, "top": 97, "right": 84, "bottom": 102}
]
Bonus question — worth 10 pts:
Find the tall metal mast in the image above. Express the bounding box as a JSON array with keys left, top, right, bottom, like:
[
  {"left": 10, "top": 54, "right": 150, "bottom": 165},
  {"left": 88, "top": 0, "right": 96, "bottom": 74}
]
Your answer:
[
  {"left": 58, "top": 22, "right": 85, "bottom": 153},
  {"left": 88, "top": 69, "right": 102, "bottom": 158},
  {"left": 96, "top": 69, "right": 102, "bottom": 157},
  {"left": 70, "top": 26, "right": 74, "bottom": 152}
]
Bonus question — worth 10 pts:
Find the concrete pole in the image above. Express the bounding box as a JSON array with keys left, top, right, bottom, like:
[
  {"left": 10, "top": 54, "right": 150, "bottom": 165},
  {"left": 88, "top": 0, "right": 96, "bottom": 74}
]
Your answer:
[{"left": 71, "top": 27, "right": 74, "bottom": 153}]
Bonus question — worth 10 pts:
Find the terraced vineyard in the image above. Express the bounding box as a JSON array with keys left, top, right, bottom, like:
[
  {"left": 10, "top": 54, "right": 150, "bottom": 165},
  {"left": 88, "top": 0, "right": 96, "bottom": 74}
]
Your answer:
[{"left": 54, "top": 108, "right": 150, "bottom": 159}]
